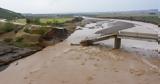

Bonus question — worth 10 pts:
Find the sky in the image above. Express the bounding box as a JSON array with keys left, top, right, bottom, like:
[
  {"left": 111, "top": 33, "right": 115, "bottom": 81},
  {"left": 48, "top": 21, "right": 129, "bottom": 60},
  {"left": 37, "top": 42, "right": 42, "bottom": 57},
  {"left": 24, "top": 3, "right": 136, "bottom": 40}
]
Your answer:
[{"left": 0, "top": 0, "right": 159, "bottom": 14}]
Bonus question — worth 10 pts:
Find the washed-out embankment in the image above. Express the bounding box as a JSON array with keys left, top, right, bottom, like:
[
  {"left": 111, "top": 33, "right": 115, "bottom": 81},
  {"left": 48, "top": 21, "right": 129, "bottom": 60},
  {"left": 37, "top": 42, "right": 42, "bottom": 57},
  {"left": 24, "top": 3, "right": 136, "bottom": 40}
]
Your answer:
[{"left": 0, "top": 17, "right": 83, "bottom": 70}]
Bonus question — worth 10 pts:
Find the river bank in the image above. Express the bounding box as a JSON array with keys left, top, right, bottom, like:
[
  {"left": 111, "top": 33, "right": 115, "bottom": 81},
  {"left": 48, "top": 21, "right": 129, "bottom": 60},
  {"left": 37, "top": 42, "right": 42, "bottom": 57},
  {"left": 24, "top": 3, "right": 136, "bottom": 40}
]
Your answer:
[{"left": 0, "top": 17, "right": 83, "bottom": 68}]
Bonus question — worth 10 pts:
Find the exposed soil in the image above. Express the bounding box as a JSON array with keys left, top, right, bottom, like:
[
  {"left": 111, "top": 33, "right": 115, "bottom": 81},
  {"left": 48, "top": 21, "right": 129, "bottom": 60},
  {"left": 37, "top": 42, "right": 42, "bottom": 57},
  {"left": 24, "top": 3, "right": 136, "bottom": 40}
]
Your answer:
[{"left": 0, "top": 42, "right": 38, "bottom": 68}]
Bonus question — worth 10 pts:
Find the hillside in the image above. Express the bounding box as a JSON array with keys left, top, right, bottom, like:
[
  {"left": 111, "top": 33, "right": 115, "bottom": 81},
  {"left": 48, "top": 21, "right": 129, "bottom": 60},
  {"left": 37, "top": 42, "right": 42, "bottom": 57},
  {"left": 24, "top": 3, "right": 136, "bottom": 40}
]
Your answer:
[{"left": 0, "top": 8, "right": 24, "bottom": 20}]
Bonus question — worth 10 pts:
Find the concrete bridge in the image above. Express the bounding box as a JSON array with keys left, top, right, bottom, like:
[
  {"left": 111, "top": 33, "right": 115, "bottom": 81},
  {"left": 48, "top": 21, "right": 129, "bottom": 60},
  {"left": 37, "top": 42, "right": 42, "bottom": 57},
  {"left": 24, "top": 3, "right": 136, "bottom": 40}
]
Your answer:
[
  {"left": 80, "top": 24, "right": 160, "bottom": 49},
  {"left": 81, "top": 31, "right": 159, "bottom": 49}
]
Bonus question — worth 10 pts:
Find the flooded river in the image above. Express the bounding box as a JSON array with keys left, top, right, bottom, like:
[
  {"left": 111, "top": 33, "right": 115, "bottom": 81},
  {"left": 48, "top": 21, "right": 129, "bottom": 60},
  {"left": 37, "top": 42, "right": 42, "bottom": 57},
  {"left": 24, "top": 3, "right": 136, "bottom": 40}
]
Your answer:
[{"left": 67, "top": 17, "right": 160, "bottom": 58}]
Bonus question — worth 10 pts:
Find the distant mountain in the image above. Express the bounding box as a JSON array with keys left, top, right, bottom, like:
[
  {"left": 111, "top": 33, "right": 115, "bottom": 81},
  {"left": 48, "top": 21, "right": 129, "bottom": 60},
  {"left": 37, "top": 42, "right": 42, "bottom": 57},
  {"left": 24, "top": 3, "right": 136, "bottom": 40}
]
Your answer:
[{"left": 0, "top": 7, "right": 24, "bottom": 20}]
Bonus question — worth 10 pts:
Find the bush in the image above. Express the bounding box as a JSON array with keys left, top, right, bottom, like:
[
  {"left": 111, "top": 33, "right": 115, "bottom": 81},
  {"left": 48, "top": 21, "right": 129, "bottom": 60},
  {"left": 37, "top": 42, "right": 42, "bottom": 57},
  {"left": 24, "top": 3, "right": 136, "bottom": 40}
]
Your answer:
[
  {"left": 34, "top": 27, "right": 48, "bottom": 35},
  {"left": 24, "top": 28, "right": 30, "bottom": 33},
  {"left": 15, "top": 37, "right": 24, "bottom": 42},
  {"left": 3, "top": 38, "right": 13, "bottom": 43},
  {"left": 26, "top": 18, "right": 41, "bottom": 25},
  {"left": 46, "top": 21, "right": 52, "bottom": 25},
  {"left": 72, "top": 17, "right": 83, "bottom": 22},
  {"left": 0, "top": 22, "right": 14, "bottom": 33},
  {"left": 30, "top": 27, "right": 50, "bottom": 35},
  {"left": 26, "top": 18, "right": 31, "bottom": 24}
]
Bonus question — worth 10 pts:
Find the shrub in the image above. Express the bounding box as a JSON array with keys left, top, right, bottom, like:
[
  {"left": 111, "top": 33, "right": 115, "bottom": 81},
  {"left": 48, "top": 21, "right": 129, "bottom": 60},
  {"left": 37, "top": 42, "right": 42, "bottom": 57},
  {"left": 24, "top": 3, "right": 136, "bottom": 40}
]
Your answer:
[
  {"left": 30, "top": 27, "right": 50, "bottom": 35},
  {"left": 26, "top": 18, "right": 41, "bottom": 25},
  {"left": 3, "top": 38, "right": 13, "bottom": 43},
  {"left": 46, "top": 21, "right": 52, "bottom": 25},
  {"left": 0, "top": 22, "right": 14, "bottom": 33},
  {"left": 13, "top": 42, "right": 29, "bottom": 48},
  {"left": 72, "top": 17, "right": 83, "bottom": 22},
  {"left": 26, "top": 18, "right": 31, "bottom": 24},
  {"left": 15, "top": 37, "right": 24, "bottom": 42},
  {"left": 35, "top": 27, "right": 48, "bottom": 35},
  {"left": 24, "top": 28, "right": 30, "bottom": 33}
]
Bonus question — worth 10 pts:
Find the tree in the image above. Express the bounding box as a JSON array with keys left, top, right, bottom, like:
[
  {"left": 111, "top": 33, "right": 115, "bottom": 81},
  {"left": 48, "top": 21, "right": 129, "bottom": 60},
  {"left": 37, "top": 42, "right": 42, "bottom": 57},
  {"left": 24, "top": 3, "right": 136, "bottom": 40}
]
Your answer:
[{"left": 26, "top": 18, "right": 41, "bottom": 25}]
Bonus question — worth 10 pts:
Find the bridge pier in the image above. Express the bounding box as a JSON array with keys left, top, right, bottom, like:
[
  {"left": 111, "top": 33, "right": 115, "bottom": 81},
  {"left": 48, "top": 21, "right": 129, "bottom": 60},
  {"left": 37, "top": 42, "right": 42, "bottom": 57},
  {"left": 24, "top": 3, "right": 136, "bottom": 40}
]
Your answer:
[
  {"left": 158, "top": 41, "right": 160, "bottom": 55},
  {"left": 114, "top": 36, "right": 121, "bottom": 49}
]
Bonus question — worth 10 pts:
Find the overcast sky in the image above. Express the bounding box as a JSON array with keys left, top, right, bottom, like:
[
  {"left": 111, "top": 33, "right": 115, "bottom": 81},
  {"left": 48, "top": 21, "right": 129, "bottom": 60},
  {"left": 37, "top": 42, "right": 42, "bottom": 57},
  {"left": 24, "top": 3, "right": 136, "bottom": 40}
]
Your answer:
[{"left": 0, "top": 0, "right": 159, "bottom": 14}]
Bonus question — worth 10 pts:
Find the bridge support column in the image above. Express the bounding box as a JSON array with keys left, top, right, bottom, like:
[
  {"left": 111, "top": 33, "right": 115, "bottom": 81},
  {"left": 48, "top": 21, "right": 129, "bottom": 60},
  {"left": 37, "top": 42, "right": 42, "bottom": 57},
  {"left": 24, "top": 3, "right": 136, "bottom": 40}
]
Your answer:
[
  {"left": 158, "top": 41, "right": 160, "bottom": 55},
  {"left": 114, "top": 36, "right": 121, "bottom": 49}
]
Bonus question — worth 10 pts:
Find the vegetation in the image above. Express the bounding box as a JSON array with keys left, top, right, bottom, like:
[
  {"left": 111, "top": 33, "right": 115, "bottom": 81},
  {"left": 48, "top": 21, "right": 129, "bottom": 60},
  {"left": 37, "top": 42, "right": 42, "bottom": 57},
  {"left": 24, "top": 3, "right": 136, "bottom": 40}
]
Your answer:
[
  {"left": 13, "top": 41, "right": 33, "bottom": 48},
  {"left": 0, "top": 22, "right": 15, "bottom": 33},
  {"left": 0, "top": 8, "right": 24, "bottom": 20},
  {"left": 2, "top": 37, "right": 30, "bottom": 48},
  {"left": 71, "top": 17, "right": 83, "bottom": 22},
  {"left": 24, "top": 27, "right": 50, "bottom": 35},
  {"left": 23, "top": 28, "right": 30, "bottom": 33},
  {"left": 15, "top": 37, "right": 24, "bottom": 42},
  {"left": 11, "top": 19, "right": 26, "bottom": 24},
  {"left": 13, "top": 17, "right": 73, "bottom": 26},
  {"left": 3, "top": 38, "right": 13, "bottom": 43},
  {"left": 40, "top": 18, "right": 72, "bottom": 24},
  {"left": 26, "top": 18, "right": 41, "bottom": 25}
]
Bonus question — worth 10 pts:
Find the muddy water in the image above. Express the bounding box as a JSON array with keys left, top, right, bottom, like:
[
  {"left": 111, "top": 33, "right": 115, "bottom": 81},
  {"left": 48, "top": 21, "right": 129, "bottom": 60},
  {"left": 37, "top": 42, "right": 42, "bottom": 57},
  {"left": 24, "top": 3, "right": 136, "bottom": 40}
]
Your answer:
[{"left": 67, "top": 18, "right": 160, "bottom": 58}]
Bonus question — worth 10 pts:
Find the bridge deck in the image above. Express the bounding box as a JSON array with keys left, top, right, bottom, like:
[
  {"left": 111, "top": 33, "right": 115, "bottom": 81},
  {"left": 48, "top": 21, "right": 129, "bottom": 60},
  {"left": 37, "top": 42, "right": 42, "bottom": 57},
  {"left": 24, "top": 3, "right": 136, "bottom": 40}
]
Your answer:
[
  {"left": 119, "top": 26, "right": 159, "bottom": 42},
  {"left": 81, "top": 26, "right": 159, "bottom": 48}
]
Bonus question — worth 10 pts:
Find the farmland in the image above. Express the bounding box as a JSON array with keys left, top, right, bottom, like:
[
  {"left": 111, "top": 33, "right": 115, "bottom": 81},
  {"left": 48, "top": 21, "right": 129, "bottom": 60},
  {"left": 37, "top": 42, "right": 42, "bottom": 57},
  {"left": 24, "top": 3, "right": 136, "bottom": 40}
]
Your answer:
[{"left": 10, "top": 17, "right": 73, "bottom": 25}]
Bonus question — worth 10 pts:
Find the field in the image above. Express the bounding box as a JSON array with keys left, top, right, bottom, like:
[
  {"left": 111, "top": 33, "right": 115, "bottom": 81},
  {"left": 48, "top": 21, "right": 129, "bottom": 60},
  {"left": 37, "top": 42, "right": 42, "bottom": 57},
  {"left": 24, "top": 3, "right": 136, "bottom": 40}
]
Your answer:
[
  {"left": 11, "top": 17, "right": 73, "bottom": 25},
  {"left": 11, "top": 19, "right": 26, "bottom": 24},
  {"left": 40, "top": 18, "right": 73, "bottom": 24}
]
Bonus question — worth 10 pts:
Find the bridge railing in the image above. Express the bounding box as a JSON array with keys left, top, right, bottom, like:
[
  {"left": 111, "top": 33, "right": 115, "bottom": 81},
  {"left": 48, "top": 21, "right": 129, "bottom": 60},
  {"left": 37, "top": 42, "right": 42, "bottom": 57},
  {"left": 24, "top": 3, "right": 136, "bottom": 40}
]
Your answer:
[{"left": 118, "top": 31, "right": 159, "bottom": 42}]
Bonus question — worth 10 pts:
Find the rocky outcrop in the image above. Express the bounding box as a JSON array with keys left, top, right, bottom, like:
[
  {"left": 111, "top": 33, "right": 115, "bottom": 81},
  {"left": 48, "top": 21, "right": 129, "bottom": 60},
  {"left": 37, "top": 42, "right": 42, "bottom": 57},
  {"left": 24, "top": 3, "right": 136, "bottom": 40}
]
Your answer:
[{"left": 0, "top": 43, "right": 37, "bottom": 66}]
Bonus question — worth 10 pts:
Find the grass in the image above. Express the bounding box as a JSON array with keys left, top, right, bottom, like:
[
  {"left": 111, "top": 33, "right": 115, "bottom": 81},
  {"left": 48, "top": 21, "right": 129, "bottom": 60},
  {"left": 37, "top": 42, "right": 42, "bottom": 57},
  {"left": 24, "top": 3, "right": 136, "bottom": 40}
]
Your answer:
[
  {"left": 40, "top": 18, "right": 73, "bottom": 24},
  {"left": 0, "top": 22, "right": 15, "bottom": 33},
  {"left": 11, "top": 18, "right": 73, "bottom": 25},
  {"left": 24, "top": 27, "right": 51, "bottom": 35},
  {"left": 10, "top": 19, "right": 26, "bottom": 24}
]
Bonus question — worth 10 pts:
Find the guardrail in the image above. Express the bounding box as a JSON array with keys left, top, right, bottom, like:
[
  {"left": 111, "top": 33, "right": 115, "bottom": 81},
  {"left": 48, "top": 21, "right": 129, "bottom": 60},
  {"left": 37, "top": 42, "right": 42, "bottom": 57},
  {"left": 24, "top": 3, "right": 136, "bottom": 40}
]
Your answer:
[
  {"left": 80, "top": 32, "right": 159, "bottom": 49},
  {"left": 118, "top": 31, "right": 159, "bottom": 42}
]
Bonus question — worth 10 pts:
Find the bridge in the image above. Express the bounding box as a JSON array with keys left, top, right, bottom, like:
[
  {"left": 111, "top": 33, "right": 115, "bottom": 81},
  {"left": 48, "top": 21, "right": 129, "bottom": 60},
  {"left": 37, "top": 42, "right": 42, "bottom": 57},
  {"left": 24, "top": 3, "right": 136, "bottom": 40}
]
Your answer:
[
  {"left": 80, "top": 22, "right": 160, "bottom": 49},
  {"left": 80, "top": 31, "right": 159, "bottom": 49}
]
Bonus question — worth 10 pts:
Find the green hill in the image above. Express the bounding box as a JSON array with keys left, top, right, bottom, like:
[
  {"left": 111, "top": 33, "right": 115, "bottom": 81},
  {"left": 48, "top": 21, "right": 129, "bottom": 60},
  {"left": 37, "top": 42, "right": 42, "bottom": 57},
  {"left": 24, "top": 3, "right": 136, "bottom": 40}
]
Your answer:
[{"left": 0, "top": 8, "right": 24, "bottom": 20}]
